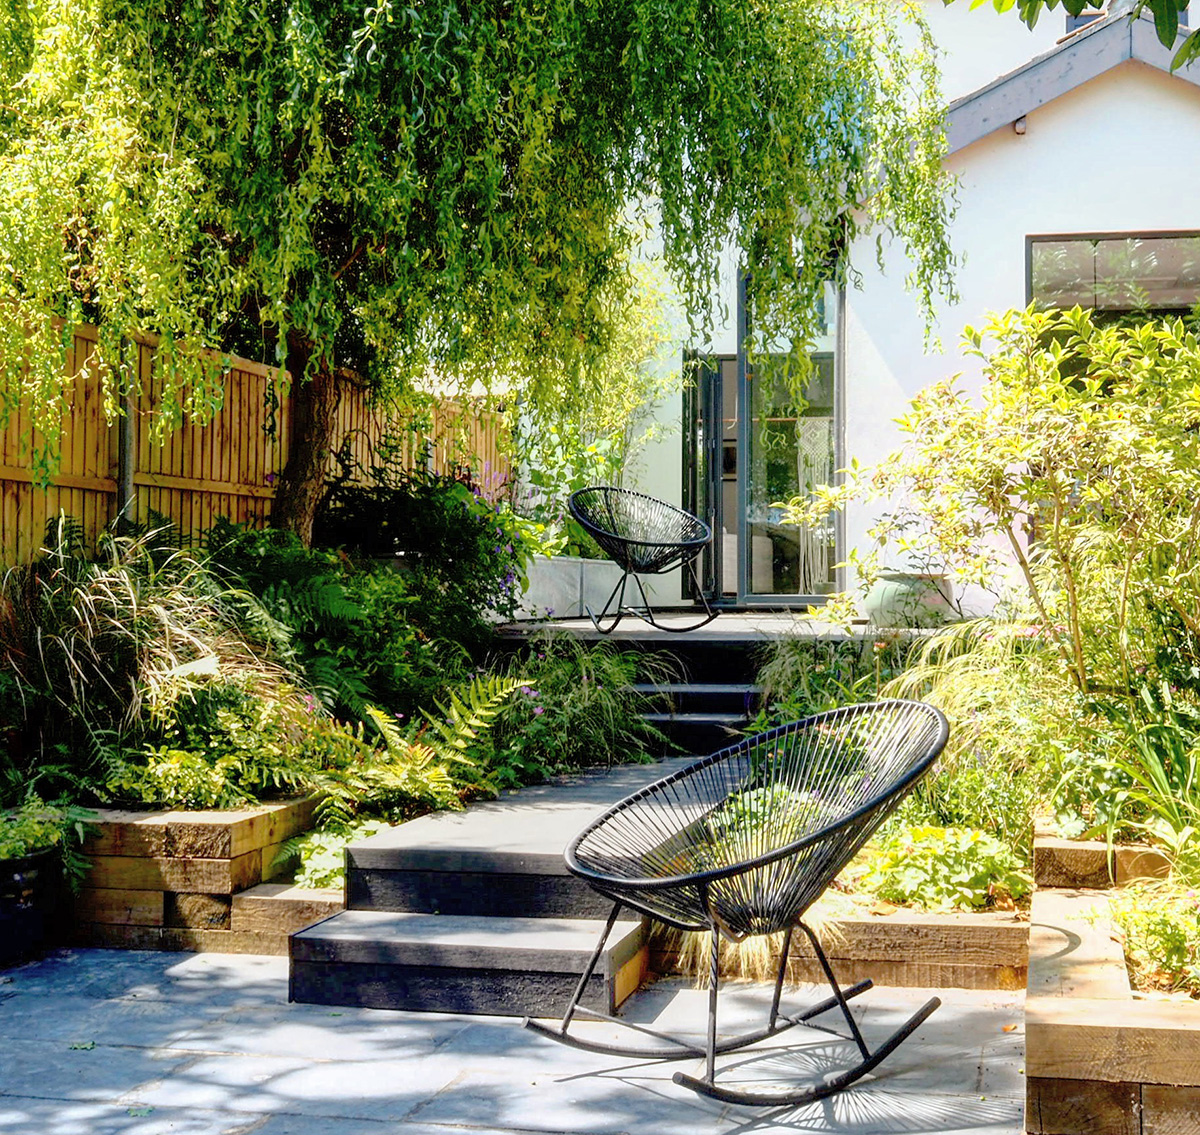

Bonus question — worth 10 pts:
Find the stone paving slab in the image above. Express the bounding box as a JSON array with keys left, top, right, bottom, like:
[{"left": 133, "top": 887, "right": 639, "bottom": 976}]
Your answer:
[
  {"left": 0, "top": 949, "right": 1025, "bottom": 1134},
  {"left": 347, "top": 756, "right": 694, "bottom": 874}
]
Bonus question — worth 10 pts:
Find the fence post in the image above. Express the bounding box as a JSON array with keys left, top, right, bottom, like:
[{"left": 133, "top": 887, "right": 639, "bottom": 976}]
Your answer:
[{"left": 115, "top": 341, "right": 137, "bottom": 533}]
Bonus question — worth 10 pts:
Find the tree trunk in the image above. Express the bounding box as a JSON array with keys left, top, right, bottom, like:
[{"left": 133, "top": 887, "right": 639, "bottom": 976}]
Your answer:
[{"left": 270, "top": 335, "right": 340, "bottom": 544}]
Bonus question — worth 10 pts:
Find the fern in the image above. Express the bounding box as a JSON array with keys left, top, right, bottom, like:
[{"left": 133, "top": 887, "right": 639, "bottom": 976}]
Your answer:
[
  {"left": 418, "top": 674, "right": 525, "bottom": 762},
  {"left": 304, "top": 651, "right": 371, "bottom": 718},
  {"left": 260, "top": 578, "right": 364, "bottom": 632}
]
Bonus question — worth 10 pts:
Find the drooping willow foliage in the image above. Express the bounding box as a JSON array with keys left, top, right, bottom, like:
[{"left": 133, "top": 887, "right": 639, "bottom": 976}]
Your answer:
[{"left": 0, "top": 0, "right": 955, "bottom": 489}]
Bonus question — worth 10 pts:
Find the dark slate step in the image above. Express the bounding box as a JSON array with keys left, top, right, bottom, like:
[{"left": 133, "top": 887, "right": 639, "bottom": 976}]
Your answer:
[
  {"left": 347, "top": 864, "right": 614, "bottom": 921},
  {"left": 642, "top": 716, "right": 747, "bottom": 759},
  {"left": 633, "top": 639, "right": 763, "bottom": 685},
  {"left": 346, "top": 757, "right": 692, "bottom": 918},
  {"left": 632, "top": 682, "right": 762, "bottom": 715},
  {"left": 290, "top": 910, "right": 647, "bottom": 1017}
]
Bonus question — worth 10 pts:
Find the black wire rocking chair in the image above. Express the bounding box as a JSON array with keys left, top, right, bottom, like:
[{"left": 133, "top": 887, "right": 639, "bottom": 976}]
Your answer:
[
  {"left": 524, "top": 699, "right": 950, "bottom": 1107},
  {"left": 568, "top": 486, "right": 717, "bottom": 633}
]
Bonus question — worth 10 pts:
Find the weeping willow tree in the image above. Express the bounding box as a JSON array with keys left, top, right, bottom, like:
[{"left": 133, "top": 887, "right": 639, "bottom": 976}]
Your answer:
[{"left": 0, "top": 0, "right": 955, "bottom": 542}]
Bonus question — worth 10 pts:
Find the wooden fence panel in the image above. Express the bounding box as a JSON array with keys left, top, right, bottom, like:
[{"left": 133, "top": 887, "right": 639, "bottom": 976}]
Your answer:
[{"left": 0, "top": 327, "right": 510, "bottom": 564}]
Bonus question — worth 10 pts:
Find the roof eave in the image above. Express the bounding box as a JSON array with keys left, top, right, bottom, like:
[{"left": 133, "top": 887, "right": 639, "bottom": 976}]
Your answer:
[{"left": 945, "top": 14, "right": 1200, "bottom": 156}]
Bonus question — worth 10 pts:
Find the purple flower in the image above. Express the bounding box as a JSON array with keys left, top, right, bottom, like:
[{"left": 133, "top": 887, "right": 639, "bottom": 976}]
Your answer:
[{"left": 533, "top": 706, "right": 544, "bottom": 715}]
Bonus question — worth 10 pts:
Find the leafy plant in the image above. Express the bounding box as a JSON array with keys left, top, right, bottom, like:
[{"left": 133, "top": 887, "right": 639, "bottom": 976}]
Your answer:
[
  {"left": 1081, "top": 687, "right": 1200, "bottom": 874},
  {"left": 315, "top": 456, "right": 532, "bottom": 641},
  {"left": 1109, "top": 881, "right": 1200, "bottom": 996},
  {"left": 289, "top": 821, "right": 388, "bottom": 890},
  {"left": 0, "top": 521, "right": 293, "bottom": 804},
  {"left": 484, "top": 633, "right": 672, "bottom": 787},
  {"left": 750, "top": 636, "right": 912, "bottom": 731},
  {"left": 0, "top": 796, "right": 96, "bottom": 890},
  {"left": 298, "top": 674, "right": 525, "bottom": 837},
  {"left": 790, "top": 308, "right": 1200, "bottom": 699},
  {"left": 851, "top": 824, "right": 1032, "bottom": 912},
  {"left": 207, "top": 518, "right": 468, "bottom": 722},
  {"left": 783, "top": 308, "right": 1200, "bottom": 868}
]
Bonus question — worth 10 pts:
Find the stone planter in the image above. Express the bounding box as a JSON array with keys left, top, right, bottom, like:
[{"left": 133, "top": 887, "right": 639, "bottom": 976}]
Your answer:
[
  {"left": 864, "top": 571, "right": 956, "bottom": 628},
  {"left": 0, "top": 845, "right": 59, "bottom": 968},
  {"left": 515, "top": 555, "right": 627, "bottom": 620}
]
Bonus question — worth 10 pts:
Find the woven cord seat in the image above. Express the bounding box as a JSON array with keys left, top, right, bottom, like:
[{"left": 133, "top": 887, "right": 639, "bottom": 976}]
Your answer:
[
  {"left": 525, "top": 699, "right": 950, "bottom": 1107},
  {"left": 568, "top": 486, "right": 716, "bottom": 632}
]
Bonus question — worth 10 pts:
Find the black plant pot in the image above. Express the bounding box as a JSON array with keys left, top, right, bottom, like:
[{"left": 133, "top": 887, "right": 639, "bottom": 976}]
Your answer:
[{"left": 0, "top": 846, "right": 59, "bottom": 968}]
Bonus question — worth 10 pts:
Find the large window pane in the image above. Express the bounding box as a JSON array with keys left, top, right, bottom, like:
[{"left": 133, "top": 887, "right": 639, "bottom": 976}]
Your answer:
[
  {"left": 746, "top": 287, "right": 838, "bottom": 597},
  {"left": 1031, "top": 234, "right": 1200, "bottom": 313}
]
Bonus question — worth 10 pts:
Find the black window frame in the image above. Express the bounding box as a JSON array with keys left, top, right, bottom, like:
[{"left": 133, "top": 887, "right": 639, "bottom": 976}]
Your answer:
[{"left": 1026, "top": 230, "right": 1200, "bottom": 318}]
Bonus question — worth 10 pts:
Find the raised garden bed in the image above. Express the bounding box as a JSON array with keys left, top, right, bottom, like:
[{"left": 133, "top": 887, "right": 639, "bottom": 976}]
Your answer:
[
  {"left": 71, "top": 797, "right": 337, "bottom": 955},
  {"left": 1026, "top": 830, "right": 1199, "bottom": 1135},
  {"left": 651, "top": 906, "right": 1029, "bottom": 991}
]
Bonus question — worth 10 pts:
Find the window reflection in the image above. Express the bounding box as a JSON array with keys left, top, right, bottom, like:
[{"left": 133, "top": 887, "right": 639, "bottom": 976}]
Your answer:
[{"left": 1031, "top": 235, "right": 1200, "bottom": 313}]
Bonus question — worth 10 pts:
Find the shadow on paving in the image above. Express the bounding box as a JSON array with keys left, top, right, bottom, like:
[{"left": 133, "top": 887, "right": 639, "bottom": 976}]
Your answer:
[{"left": 0, "top": 950, "right": 1024, "bottom": 1135}]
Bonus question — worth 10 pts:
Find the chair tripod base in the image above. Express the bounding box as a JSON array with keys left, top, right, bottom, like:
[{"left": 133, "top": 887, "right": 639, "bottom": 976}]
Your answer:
[
  {"left": 523, "top": 978, "right": 874, "bottom": 1062},
  {"left": 524, "top": 904, "right": 938, "bottom": 1107},
  {"left": 585, "top": 564, "right": 718, "bottom": 634}
]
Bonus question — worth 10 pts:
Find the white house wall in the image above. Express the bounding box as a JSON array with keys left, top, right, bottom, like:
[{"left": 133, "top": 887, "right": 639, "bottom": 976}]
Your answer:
[
  {"left": 843, "top": 59, "right": 1200, "bottom": 575},
  {"left": 622, "top": 11, "right": 1200, "bottom": 610}
]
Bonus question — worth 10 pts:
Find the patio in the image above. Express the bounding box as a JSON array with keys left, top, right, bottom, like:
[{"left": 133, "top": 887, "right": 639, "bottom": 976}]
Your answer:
[{"left": 0, "top": 948, "right": 1024, "bottom": 1135}]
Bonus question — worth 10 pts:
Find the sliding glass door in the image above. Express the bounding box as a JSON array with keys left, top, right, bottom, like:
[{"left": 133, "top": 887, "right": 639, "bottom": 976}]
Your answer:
[{"left": 685, "top": 283, "right": 841, "bottom": 606}]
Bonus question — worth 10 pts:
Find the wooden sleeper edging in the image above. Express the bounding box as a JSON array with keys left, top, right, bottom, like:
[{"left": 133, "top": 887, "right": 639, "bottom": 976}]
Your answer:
[
  {"left": 70, "top": 797, "right": 327, "bottom": 955},
  {"left": 1025, "top": 835, "right": 1200, "bottom": 1135}
]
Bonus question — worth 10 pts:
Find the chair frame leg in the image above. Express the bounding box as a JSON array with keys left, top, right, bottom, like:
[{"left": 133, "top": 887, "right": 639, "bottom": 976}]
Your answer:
[
  {"left": 586, "top": 560, "right": 719, "bottom": 635},
  {"left": 586, "top": 572, "right": 631, "bottom": 634},
  {"left": 524, "top": 907, "right": 875, "bottom": 1064},
  {"left": 672, "top": 921, "right": 942, "bottom": 1107}
]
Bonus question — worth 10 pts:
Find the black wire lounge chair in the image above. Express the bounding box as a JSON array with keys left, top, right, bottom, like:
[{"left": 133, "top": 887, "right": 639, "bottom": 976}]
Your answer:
[
  {"left": 524, "top": 699, "right": 950, "bottom": 1107},
  {"left": 568, "top": 486, "right": 717, "bottom": 633}
]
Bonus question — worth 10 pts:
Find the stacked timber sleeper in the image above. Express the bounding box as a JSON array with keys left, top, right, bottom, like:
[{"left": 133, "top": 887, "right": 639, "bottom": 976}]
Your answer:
[{"left": 73, "top": 798, "right": 339, "bottom": 954}]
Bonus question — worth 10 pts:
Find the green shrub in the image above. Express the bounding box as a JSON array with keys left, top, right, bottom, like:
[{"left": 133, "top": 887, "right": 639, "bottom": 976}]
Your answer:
[
  {"left": 784, "top": 309, "right": 1200, "bottom": 866},
  {"left": 851, "top": 823, "right": 1032, "bottom": 912},
  {"left": 1109, "top": 881, "right": 1200, "bottom": 996},
  {"left": 484, "top": 633, "right": 670, "bottom": 787},
  {"left": 207, "top": 519, "right": 471, "bottom": 723},
  {"left": 314, "top": 459, "right": 532, "bottom": 643},
  {"left": 750, "top": 636, "right": 912, "bottom": 732}
]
